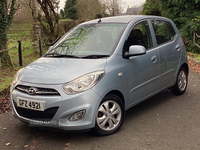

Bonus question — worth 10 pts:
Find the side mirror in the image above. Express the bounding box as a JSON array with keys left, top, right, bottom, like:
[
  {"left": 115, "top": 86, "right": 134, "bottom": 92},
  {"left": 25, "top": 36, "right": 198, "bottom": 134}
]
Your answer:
[{"left": 125, "top": 45, "right": 146, "bottom": 59}]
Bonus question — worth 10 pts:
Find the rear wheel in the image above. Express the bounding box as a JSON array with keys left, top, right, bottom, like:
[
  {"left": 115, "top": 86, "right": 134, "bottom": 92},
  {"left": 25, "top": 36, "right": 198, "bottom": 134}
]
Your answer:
[
  {"left": 92, "top": 94, "right": 125, "bottom": 136},
  {"left": 171, "top": 67, "right": 188, "bottom": 95}
]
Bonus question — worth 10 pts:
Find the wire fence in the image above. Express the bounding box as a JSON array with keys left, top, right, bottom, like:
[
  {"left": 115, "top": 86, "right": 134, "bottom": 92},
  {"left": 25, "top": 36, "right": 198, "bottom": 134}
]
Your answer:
[
  {"left": 0, "top": 46, "right": 17, "bottom": 53},
  {"left": 0, "top": 31, "right": 26, "bottom": 54},
  {"left": 8, "top": 29, "right": 34, "bottom": 41},
  {"left": 0, "top": 30, "right": 47, "bottom": 67}
]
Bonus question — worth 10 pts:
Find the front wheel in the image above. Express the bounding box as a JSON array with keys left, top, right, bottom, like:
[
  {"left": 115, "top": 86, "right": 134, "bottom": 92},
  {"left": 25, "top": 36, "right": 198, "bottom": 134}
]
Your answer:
[
  {"left": 171, "top": 67, "right": 188, "bottom": 95},
  {"left": 92, "top": 94, "right": 125, "bottom": 136}
]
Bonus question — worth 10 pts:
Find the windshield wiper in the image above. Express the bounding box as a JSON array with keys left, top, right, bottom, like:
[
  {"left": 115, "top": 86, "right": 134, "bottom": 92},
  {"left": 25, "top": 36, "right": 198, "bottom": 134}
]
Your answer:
[
  {"left": 44, "top": 54, "right": 109, "bottom": 59},
  {"left": 44, "top": 53, "right": 81, "bottom": 58},
  {"left": 81, "top": 55, "right": 110, "bottom": 59}
]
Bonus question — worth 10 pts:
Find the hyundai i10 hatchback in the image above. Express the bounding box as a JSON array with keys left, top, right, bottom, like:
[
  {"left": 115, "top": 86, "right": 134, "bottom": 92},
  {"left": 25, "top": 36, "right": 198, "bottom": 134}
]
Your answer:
[{"left": 10, "top": 15, "right": 188, "bottom": 136}]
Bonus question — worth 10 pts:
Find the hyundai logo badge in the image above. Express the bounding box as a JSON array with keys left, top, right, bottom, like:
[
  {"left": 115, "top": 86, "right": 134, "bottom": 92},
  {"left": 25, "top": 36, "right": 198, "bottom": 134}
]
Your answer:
[{"left": 27, "top": 87, "right": 37, "bottom": 95}]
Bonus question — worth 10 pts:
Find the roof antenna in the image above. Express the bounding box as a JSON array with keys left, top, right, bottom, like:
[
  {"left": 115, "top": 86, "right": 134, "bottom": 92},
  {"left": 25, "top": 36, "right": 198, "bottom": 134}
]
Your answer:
[{"left": 98, "top": 18, "right": 102, "bottom": 23}]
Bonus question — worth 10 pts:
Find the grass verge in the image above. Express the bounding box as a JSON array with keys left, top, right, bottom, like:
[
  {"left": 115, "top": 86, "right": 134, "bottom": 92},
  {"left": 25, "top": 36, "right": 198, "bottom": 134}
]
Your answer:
[
  {"left": 187, "top": 52, "right": 200, "bottom": 61},
  {"left": 59, "top": 18, "right": 72, "bottom": 22},
  {"left": 0, "top": 40, "right": 47, "bottom": 91}
]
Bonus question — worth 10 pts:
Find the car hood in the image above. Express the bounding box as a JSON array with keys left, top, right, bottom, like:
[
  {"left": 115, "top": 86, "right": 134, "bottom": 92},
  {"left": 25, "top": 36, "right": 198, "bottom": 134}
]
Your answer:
[{"left": 19, "top": 57, "right": 107, "bottom": 84}]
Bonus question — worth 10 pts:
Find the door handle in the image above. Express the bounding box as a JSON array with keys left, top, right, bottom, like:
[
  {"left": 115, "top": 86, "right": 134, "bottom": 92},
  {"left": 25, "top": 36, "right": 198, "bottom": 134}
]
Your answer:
[
  {"left": 151, "top": 55, "right": 157, "bottom": 63},
  {"left": 176, "top": 45, "right": 181, "bottom": 51}
]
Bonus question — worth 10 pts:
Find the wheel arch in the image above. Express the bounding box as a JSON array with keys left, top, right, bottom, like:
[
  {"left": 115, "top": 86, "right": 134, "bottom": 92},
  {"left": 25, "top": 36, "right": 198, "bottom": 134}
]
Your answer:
[
  {"left": 93, "top": 90, "right": 125, "bottom": 135},
  {"left": 180, "top": 63, "right": 189, "bottom": 75},
  {"left": 104, "top": 90, "right": 125, "bottom": 106}
]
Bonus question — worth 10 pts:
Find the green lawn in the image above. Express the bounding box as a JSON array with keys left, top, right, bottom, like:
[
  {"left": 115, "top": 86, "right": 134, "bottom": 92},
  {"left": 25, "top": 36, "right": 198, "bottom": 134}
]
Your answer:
[
  {"left": 0, "top": 43, "right": 40, "bottom": 90},
  {"left": 0, "top": 40, "right": 48, "bottom": 91},
  {"left": 59, "top": 18, "right": 71, "bottom": 22},
  {"left": 0, "top": 21, "right": 49, "bottom": 92}
]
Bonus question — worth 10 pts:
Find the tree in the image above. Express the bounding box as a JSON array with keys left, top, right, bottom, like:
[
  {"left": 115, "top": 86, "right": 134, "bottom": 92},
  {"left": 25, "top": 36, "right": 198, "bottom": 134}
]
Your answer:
[
  {"left": 36, "top": 0, "right": 60, "bottom": 44},
  {"left": 142, "top": 0, "right": 161, "bottom": 16},
  {"left": 159, "top": 0, "right": 200, "bottom": 52},
  {"left": 63, "top": 0, "right": 78, "bottom": 20},
  {"left": 31, "top": 0, "right": 41, "bottom": 52},
  {"left": 17, "top": 0, "right": 42, "bottom": 52},
  {"left": 76, "top": 0, "right": 105, "bottom": 20},
  {"left": 0, "top": 0, "right": 18, "bottom": 67},
  {"left": 102, "top": 0, "right": 124, "bottom": 16},
  {"left": 60, "top": 9, "right": 64, "bottom": 18}
]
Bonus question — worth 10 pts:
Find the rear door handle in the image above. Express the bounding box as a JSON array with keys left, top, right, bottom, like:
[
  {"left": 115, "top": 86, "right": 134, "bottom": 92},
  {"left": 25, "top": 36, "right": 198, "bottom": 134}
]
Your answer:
[
  {"left": 151, "top": 55, "right": 157, "bottom": 63},
  {"left": 176, "top": 45, "right": 181, "bottom": 51}
]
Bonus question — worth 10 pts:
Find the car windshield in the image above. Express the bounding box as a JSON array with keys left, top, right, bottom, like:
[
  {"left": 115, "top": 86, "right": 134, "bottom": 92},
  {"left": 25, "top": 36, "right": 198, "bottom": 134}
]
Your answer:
[{"left": 46, "top": 23, "right": 126, "bottom": 58}]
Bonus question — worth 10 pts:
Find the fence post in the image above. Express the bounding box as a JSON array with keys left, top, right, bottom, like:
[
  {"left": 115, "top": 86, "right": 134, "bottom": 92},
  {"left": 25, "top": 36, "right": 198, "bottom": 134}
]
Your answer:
[
  {"left": 39, "top": 39, "right": 42, "bottom": 57},
  {"left": 18, "top": 41, "right": 22, "bottom": 66}
]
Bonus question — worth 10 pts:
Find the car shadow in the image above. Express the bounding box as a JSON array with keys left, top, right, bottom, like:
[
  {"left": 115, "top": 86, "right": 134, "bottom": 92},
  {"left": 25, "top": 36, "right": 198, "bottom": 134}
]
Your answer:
[
  {"left": 16, "top": 89, "right": 176, "bottom": 140},
  {"left": 125, "top": 89, "right": 175, "bottom": 120}
]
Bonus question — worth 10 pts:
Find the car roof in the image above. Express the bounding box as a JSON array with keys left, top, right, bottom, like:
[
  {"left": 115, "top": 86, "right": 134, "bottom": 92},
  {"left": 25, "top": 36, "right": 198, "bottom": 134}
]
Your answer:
[{"left": 81, "top": 15, "right": 170, "bottom": 25}]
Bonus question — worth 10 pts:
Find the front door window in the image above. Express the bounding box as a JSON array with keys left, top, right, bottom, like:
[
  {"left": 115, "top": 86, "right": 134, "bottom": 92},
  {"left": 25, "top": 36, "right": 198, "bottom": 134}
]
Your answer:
[{"left": 127, "top": 21, "right": 153, "bottom": 49}]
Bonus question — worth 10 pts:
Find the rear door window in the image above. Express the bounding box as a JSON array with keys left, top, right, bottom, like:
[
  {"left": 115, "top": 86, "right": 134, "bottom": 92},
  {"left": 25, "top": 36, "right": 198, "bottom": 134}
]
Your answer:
[{"left": 151, "top": 20, "right": 176, "bottom": 45}]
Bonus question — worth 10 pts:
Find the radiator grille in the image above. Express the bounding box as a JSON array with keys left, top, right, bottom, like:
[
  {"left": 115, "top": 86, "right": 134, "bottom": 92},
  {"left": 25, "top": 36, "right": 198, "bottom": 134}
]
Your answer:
[{"left": 15, "top": 85, "right": 60, "bottom": 96}]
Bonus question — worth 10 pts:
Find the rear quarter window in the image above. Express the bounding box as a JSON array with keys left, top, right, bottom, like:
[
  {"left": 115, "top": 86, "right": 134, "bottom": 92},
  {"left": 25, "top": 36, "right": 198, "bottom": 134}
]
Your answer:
[{"left": 151, "top": 20, "right": 176, "bottom": 45}]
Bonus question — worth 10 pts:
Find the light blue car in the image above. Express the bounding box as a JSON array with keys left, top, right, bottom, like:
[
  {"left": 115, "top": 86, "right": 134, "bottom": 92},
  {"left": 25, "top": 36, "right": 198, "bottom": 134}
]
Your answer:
[{"left": 10, "top": 15, "right": 188, "bottom": 136}]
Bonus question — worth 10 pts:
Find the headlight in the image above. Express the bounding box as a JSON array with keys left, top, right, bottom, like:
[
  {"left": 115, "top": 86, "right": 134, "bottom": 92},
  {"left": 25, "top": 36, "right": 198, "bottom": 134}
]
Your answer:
[
  {"left": 10, "top": 68, "right": 23, "bottom": 90},
  {"left": 62, "top": 70, "right": 105, "bottom": 95}
]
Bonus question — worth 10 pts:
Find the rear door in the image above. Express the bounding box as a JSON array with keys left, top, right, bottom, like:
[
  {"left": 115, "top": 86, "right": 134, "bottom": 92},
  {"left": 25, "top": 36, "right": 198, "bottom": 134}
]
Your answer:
[{"left": 150, "top": 20, "right": 181, "bottom": 89}]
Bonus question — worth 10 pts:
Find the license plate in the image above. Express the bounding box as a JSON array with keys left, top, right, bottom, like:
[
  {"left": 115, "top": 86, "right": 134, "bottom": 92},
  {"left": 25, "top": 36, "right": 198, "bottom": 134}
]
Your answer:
[{"left": 17, "top": 98, "right": 44, "bottom": 111}]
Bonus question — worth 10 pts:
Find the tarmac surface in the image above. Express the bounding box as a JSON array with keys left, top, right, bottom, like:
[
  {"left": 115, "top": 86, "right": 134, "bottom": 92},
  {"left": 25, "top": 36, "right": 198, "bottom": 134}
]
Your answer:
[{"left": 0, "top": 68, "right": 200, "bottom": 150}]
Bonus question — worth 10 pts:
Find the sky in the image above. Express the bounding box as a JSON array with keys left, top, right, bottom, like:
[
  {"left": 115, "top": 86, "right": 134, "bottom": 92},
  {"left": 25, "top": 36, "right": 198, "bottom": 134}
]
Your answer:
[
  {"left": 122, "top": 0, "right": 146, "bottom": 8},
  {"left": 59, "top": 0, "right": 146, "bottom": 12}
]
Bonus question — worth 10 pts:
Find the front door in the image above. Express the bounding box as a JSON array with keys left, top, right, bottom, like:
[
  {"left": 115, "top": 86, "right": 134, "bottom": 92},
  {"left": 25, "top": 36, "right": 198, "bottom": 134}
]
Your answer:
[{"left": 123, "top": 21, "right": 160, "bottom": 107}]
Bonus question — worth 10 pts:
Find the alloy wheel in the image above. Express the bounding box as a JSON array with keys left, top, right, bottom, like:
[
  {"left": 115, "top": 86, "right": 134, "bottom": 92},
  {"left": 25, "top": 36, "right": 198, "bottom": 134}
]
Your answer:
[
  {"left": 96, "top": 100, "right": 122, "bottom": 131},
  {"left": 178, "top": 70, "right": 187, "bottom": 91}
]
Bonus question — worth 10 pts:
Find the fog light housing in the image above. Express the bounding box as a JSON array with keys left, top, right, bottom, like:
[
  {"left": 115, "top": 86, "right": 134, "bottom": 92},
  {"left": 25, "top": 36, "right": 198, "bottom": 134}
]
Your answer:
[{"left": 69, "top": 110, "right": 86, "bottom": 121}]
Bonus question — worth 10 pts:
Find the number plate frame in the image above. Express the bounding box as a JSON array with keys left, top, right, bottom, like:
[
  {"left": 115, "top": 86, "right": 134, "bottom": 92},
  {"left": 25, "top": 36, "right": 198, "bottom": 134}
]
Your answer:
[{"left": 16, "top": 98, "right": 44, "bottom": 111}]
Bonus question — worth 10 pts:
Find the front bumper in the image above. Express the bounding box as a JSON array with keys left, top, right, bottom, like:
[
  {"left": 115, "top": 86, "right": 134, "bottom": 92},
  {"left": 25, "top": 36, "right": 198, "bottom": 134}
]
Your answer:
[{"left": 10, "top": 81, "right": 102, "bottom": 131}]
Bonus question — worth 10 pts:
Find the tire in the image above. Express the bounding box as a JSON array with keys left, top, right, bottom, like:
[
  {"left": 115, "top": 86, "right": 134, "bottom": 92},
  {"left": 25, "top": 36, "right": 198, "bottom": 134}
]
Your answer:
[
  {"left": 171, "top": 67, "right": 188, "bottom": 95},
  {"left": 92, "top": 94, "right": 125, "bottom": 136}
]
